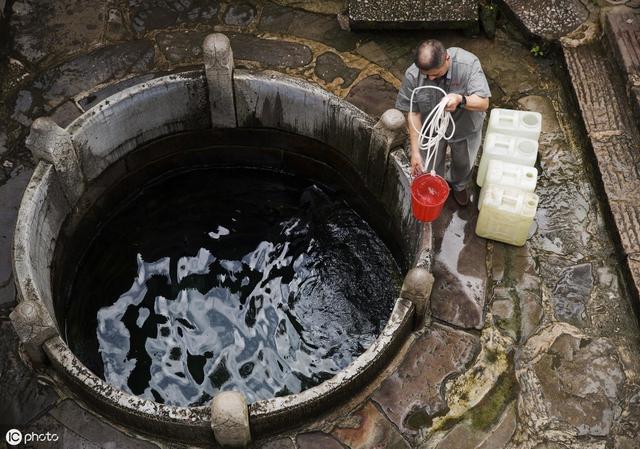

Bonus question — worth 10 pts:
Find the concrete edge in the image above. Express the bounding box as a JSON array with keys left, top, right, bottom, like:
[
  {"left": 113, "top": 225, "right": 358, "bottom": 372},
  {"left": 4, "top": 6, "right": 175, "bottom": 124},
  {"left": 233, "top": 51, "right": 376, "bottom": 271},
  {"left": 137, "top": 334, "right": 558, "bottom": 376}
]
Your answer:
[
  {"left": 43, "top": 336, "right": 214, "bottom": 444},
  {"left": 12, "top": 162, "right": 70, "bottom": 329},
  {"left": 39, "top": 298, "right": 414, "bottom": 443}
]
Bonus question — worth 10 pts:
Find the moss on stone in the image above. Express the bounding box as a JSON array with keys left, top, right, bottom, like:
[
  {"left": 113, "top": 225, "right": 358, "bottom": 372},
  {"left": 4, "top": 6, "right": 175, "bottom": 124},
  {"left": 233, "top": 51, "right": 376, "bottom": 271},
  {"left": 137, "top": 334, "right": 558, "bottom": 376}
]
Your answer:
[{"left": 466, "top": 369, "right": 518, "bottom": 431}]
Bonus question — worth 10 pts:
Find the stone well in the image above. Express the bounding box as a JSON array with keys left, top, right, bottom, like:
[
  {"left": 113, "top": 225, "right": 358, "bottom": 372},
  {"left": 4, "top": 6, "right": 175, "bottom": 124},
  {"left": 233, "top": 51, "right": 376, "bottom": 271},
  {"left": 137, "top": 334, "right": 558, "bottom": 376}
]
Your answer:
[{"left": 9, "top": 33, "right": 435, "bottom": 446}]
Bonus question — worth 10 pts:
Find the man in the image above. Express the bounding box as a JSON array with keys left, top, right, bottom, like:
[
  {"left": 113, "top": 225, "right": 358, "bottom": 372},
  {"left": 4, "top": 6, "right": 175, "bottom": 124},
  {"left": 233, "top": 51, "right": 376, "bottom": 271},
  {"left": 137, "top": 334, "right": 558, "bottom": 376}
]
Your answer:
[{"left": 395, "top": 40, "right": 491, "bottom": 206}]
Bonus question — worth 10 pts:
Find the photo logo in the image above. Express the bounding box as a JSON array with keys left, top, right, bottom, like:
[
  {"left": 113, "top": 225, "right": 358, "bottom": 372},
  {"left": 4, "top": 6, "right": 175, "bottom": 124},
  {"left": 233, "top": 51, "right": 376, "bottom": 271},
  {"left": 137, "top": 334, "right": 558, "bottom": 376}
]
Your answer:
[{"left": 5, "top": 429, "right": 22, "bottom": 446}]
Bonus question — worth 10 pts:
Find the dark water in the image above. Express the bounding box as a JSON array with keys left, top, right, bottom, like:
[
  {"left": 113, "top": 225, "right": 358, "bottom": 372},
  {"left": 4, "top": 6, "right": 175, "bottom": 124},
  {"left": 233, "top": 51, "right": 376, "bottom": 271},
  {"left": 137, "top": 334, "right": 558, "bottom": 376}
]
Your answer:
[{"left": 64, "top": 167, "right": 400, "bottom": 406}]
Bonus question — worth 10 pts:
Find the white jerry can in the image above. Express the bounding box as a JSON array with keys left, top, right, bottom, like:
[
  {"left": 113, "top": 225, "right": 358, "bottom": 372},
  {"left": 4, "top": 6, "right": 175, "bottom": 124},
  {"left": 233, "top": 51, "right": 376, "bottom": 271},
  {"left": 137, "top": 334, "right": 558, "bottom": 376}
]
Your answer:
[
  {"left": 476, "top": 185, "right": 539, "bottom": 247},
  {"left": 477, "top": 132, "right": 538, "bottom": 186},
  {"left": 478, "top": 159, "right": 538, "bottom": 210},
  {"left": 486, "top": 108, "right": 542, "bottom": 141}
]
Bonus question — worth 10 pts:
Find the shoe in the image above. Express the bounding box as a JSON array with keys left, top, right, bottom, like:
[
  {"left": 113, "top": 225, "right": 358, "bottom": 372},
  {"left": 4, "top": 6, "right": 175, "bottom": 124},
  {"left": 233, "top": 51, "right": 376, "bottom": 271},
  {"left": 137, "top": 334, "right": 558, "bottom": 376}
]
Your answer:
[{"left": 453, "top": 188, "right": 469, "bottom": 207}]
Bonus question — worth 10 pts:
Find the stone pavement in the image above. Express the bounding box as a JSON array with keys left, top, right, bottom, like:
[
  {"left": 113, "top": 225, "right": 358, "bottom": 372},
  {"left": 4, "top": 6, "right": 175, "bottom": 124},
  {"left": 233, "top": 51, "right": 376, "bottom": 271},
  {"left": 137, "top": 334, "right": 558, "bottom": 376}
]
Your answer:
[{"left": 1, "top": 1, "right": 640, "bottom": 448}]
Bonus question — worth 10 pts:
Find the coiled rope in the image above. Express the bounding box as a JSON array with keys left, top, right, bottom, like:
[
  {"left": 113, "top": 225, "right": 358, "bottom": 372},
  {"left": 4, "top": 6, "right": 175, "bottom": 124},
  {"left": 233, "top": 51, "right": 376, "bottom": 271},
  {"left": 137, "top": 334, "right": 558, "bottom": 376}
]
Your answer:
[{"left": 409, "top": 85, "right": 456, "bottom": 174}]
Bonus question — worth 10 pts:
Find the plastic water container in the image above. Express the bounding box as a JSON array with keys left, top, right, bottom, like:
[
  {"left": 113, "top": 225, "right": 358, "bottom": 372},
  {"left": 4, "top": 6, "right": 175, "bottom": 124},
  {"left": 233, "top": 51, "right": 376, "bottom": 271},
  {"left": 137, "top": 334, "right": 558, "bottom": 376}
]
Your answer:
[
  {"left": 477, "top": 133, "right": 538, "bottom": 186},
  {"left": 486, "top": 108, "right": 542, "bottom": 141},
  {"left": 475, "top": 185, "right": 539, "bottom": 246},
  {"left": 478, "top": 160, "right": 538, "bottom": 210}
]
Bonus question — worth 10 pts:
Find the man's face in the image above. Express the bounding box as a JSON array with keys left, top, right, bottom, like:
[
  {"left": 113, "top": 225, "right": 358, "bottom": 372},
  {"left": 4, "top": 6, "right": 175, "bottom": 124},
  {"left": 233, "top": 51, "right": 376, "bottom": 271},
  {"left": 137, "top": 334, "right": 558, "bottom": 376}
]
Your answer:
[{"left": 421, "top": 55, "right": 450, "bottom": 81}]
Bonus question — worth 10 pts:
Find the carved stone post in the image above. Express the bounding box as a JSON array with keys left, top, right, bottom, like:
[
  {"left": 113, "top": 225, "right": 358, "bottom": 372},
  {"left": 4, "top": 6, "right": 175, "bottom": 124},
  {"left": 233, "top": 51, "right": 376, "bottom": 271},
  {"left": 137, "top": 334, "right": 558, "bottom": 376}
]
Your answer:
[
  {"left": 400, "top": 267, "right": 434, "bottom": 329},
  {"left": 9, "top": 300, "right": 57, "bottom": 368},
  {"left": 211, "top": 391, "right": 251, "bottom": 447},
  {"left": 25, "top": 117, "right": 84, "bottom": 205},
  {"left": 203, "top": 33, "right": 237, "bottom": 128}
]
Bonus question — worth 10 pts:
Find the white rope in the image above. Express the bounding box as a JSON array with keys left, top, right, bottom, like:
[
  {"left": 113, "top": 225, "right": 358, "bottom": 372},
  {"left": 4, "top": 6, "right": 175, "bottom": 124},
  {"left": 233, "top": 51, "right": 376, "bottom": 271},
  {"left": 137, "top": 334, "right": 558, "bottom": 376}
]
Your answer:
[{"left": 408, "top": 85, "right": 456, "bottom": 174}]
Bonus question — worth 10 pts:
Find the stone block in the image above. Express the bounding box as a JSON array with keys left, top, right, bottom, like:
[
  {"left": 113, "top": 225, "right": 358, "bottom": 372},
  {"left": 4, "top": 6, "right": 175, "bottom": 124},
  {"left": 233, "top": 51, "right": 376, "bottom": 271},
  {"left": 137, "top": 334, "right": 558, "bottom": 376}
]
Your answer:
[
  {"left": 349, "top": 0, "right": 478, "bottom": 30},
  {"left": 203, "top": 33, "right": 237, "bottom": 128},
  {"left": 26, "top": 118, "right": 85, "bottom": 205},
  {"left": 67, "top": 72, "right": 210, "bottom": 182},
  {"left": 9, "top": 300, "right": 58, "bottom": 367},
  {"left": 610, "top": 201, "right": 640, "bottom": 255},
  {"left": 211, "top": 391, "right": 251, "bottom": 447}
]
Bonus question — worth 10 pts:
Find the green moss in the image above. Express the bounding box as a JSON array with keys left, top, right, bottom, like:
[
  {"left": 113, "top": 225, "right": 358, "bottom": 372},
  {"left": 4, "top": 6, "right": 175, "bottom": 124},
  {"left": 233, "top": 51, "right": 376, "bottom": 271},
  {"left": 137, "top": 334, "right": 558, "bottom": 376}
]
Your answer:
[{"left": 466, "top": 369, "right": 518, "bottom": 431}]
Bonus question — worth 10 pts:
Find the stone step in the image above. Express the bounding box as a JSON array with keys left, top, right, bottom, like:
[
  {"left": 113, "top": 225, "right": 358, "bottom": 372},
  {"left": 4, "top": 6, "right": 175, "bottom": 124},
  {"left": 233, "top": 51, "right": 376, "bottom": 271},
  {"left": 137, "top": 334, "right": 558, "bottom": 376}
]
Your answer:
[
  {"left": 348, "top": 0, "right": 478, "bottom": 30},
  {"left": 498, "top": 0, "right": 589, "bottom": 40},
  {"left": 604, "top": 6, "right": 640, "bottom": 123},
  {"left": 562, "top": 40, "right": 640, "bottom": 304}
]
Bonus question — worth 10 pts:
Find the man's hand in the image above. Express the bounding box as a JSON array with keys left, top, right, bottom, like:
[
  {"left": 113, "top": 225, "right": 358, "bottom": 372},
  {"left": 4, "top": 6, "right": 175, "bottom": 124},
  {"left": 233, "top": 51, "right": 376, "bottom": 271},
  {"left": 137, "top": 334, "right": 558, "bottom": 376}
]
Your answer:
[
  {"left": 444, "top": 93, "right": 463, "bottom": 112},
  {"left": 410, "top": 151, "right": 424, "bottom": 176}
]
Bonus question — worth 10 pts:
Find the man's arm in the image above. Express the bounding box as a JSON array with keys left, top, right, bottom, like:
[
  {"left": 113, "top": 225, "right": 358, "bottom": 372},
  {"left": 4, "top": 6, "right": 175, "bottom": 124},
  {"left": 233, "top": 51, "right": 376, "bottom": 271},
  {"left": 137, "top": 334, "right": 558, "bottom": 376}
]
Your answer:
[
  {"left": 407, "top": 111, "right": 424, "bottom": 176},
  {"left": 444, "top": 94, "right": 489, "bottom": 112}
]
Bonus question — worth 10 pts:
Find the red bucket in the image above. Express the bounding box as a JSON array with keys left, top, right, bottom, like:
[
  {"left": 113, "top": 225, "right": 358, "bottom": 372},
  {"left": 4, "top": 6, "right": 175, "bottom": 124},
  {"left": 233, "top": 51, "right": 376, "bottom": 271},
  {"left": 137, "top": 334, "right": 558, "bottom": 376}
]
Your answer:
[{"left": 411, "top": 173, "right": 450, "bottom": 222}]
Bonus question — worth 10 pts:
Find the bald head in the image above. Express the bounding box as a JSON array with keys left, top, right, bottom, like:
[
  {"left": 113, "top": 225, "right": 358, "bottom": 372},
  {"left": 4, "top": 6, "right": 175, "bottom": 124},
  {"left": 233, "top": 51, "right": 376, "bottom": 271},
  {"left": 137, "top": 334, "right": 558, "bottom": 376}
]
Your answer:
[{"left": 414, "top": 40, "right": 447, "bottom": 71}]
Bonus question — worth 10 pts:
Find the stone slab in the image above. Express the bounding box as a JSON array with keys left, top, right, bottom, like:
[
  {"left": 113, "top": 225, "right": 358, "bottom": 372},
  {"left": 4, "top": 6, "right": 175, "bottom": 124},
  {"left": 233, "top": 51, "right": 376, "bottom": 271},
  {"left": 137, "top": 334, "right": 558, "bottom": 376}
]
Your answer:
[
  {"left": 562, "top": 43, "right": 634, "bottom": 134},
  {"left": 609, "top": 201, "right": 640, "bottom": 255},
  {"left": 499, "top": 0, "right": 588, "bottom": 40},
  {"left": 604, "top": 8, "right": 640, "bottom": 87},
  {"left": 532, "top": 333, "right": 625, "bottom": 436},
  {"left": 430, "top": 197, "right": 487, "bottom": 330},
  {"left": 223, "top": 2, "right": 258, "bottom": 27},
  {"left": 332, "top": 401, "right": 410, "bottom": 449},
  {"left": 371, "top": 323, "right": 479, "bottom": 435},
  {"left": 259, "top": 5, "right": 360, "bottom": 51},
  {"left": 314, "top": 52, "right": 360, "bottom": 88},
  {"left": 0, "top": 168, "right": 33, "bottom": 291},
  {"left": 345, "top": 75, "right": 398, "bottom": 118},
  {"left": 589, "top": 134, "right": 640, "bottom": 203},
  {"left": 129, "top": 0, "right": 219, "bottom": 35},
  {"left": 348, "top": 0, "right": 478, "bottom": 30},
  {"left": 45, "top": 400, "right": 158, "bottom": 448},
  {"left": 0, "top": 321, "right": 58, "bottom": 429},
  {"left": 551, "top": 263, "right": 593, "bottom": 327},
  {"left": 10, "top": 0, "right": 106, "bottom": 64},
  {"left": 33, "top": 40, "right": 155, "bottom": 110},
  {"left": 296, "top": 432, "right": 344, "bottom": 449},
  {"left": 156, "top": 31, "right": 312, "bottom": 68}
]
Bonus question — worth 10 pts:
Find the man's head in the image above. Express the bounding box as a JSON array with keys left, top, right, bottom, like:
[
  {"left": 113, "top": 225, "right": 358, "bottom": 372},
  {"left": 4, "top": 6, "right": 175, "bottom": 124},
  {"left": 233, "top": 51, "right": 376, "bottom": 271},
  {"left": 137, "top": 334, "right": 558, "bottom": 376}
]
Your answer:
[{"left": 414, "top": 40, "right": 449, "bottom": 80}]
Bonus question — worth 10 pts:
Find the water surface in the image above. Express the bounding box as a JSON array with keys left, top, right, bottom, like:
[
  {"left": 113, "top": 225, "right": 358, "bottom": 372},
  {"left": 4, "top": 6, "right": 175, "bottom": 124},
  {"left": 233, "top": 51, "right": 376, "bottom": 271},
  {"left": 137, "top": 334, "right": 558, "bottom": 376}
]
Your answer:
[{"left": 65, "top": 167, "right": 400, "bottom": 406}]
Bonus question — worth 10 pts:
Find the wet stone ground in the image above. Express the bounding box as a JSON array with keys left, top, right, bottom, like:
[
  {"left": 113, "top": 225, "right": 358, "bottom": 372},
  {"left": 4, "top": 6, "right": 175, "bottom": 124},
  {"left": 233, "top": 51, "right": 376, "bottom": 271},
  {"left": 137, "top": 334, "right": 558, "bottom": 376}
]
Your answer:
[{"left": 1, "top": 1, "right": 640, "bottom": 448}]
